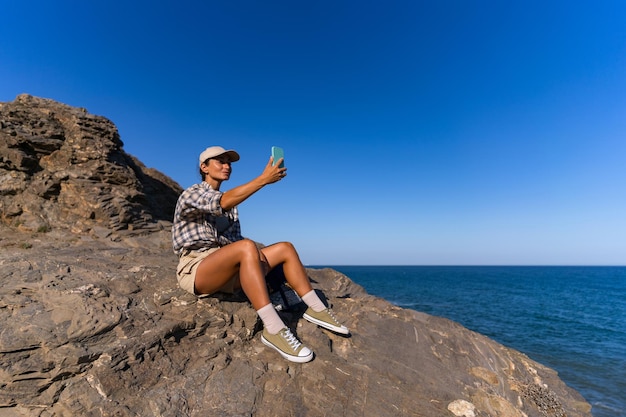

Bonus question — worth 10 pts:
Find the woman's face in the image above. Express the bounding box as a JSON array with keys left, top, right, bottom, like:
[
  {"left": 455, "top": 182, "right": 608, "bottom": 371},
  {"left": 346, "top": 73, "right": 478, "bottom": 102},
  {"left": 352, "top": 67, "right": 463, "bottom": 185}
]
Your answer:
[{"left": 202, "top": 156, "right": 232, "bottom": 182}]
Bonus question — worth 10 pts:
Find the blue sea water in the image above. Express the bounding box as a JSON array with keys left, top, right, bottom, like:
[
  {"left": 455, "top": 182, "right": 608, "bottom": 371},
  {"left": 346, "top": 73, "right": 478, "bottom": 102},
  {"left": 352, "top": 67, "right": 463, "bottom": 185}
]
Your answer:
[{"left": 316, "top": 266, "right": 626, "bottom": 417}]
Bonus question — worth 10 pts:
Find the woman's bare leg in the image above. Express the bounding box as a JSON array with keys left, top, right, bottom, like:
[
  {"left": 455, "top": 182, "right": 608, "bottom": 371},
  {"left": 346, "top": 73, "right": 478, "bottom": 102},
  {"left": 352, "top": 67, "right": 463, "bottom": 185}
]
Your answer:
[
  {"left": 262, "top": 241, "right": 349, "bottom": 335},
  {"left": 261, "top": 242, "right": 314, "bottom": 296},
  {"left": 195, "top": 240, "right": 317, "bottom": 359},
  {"left": 195, "top": 239, "right": 271, "bottom": 310}
]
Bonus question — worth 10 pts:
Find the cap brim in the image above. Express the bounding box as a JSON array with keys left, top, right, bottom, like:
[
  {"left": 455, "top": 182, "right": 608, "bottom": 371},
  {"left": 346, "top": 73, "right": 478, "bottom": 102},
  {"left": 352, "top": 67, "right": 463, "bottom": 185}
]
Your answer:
[{"left": 222, "top": 150, "right": 240, "bottom": 162}]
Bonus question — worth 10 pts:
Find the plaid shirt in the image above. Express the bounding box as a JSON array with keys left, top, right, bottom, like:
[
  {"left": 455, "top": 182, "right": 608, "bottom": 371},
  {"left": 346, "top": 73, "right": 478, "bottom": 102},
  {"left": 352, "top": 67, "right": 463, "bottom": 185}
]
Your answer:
[{"left": 171, "top": 182, "right": 243, "bottom": 255}]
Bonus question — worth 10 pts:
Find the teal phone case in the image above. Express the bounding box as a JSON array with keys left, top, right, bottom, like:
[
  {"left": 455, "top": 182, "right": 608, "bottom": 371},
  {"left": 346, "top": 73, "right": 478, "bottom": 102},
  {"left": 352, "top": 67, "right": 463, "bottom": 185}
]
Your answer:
[{"left": 271, "top": 146, "right": 284, "bottom": 168}]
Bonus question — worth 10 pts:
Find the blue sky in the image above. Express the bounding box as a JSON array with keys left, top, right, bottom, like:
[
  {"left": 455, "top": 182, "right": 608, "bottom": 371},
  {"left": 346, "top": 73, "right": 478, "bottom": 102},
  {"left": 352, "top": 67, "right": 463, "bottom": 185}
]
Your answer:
[{"left": 2, "top": 1, "right": 625, "bottom": 265}]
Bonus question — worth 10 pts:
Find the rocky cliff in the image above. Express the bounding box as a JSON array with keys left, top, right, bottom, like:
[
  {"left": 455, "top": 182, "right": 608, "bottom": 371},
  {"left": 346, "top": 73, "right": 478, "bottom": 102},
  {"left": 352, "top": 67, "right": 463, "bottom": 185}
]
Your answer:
[
  {"left": 0, "top": 94, "right": 181, "bottom": 234},
  {"left": 0, "top": 95, "right": 592, "bottom": 417}
]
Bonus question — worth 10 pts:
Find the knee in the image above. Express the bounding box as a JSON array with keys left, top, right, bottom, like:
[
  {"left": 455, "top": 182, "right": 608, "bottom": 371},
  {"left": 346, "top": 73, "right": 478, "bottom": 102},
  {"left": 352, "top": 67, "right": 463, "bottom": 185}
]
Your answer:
[
  {"left": 239, "top": 239, "right": 260, "bottom": 257},
  {"left": 277, "top": 241, "right": 297, "bottom": 255}
]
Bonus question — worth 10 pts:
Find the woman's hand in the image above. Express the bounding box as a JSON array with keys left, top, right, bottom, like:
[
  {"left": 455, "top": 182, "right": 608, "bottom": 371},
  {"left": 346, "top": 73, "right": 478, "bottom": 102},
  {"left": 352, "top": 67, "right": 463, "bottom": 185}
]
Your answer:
[{"left": 260, "top": 156, "right": 287, "bottom": 185}]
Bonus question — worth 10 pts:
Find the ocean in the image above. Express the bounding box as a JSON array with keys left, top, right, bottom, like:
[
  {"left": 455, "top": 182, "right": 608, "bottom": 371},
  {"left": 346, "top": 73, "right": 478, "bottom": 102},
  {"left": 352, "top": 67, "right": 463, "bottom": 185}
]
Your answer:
[{"left": 315, "top": 266, "right": 626, "bottom": 417}]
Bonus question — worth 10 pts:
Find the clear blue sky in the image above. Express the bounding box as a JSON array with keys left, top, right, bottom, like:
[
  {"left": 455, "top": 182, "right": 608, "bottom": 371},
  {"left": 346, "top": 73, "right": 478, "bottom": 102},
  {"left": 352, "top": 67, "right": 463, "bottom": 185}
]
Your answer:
[{"left": 2, "top": 1, "right": 625, "bottom": 265}]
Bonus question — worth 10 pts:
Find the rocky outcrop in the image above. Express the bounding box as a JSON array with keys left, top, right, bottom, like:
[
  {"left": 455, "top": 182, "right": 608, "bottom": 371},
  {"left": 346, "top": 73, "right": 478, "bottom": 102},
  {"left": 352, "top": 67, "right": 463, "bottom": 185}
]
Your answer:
[
  {"left": 0, "top": 94, "right": 182, "bottom": 234},
  {"left": 0, "top": 96, "right": 592, "bottom": 417}
]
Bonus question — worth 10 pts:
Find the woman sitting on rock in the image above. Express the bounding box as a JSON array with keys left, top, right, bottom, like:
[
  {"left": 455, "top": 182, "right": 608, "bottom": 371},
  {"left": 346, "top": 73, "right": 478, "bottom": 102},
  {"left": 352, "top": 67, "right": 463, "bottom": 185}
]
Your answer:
[{"left": 171, "top": 146, "right": 349, "bottom": 363}]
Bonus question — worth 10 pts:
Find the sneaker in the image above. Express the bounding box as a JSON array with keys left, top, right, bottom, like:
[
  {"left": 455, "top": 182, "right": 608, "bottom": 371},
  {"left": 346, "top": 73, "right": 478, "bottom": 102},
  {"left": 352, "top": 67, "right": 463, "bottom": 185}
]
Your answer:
[
  {"left": 261, "top": 327, "right": 314, "bottom": 363},
  {"left": 303, "top": 307, "right": 350, "bottom": 335}
]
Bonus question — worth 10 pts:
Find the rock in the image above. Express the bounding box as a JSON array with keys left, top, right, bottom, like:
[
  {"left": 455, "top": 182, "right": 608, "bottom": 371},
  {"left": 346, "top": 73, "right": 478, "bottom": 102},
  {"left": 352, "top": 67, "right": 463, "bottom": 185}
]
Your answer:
[
  {"left": 0, "top": 95, "right": 593, "bottom": 417},
  {"left": 0, "top": 94, "right": 182, "bottom": 234}
]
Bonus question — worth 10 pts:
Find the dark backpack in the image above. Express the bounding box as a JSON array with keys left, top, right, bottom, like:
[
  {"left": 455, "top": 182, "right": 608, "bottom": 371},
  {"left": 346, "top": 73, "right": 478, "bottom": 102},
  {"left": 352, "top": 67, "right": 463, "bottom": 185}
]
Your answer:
[{"left": 266, "top": 264, "right": 303, "bottom": 311}]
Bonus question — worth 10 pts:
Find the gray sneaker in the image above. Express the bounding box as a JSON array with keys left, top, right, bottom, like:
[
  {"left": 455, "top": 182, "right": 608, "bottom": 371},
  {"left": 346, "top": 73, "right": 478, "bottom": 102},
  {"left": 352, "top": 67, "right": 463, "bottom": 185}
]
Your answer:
[
  {"left": 303, "top": 307, "right": 350, "bottom": 335},
  {"left": 261, "top": 327, "right": 314, "bottom": 363}
]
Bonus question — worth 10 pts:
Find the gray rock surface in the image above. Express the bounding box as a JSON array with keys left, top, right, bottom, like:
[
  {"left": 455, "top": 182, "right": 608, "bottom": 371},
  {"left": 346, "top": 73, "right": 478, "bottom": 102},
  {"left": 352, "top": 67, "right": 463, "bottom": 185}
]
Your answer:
[{"left": 0, "top": 95, "right": 592, "bottom": 416}]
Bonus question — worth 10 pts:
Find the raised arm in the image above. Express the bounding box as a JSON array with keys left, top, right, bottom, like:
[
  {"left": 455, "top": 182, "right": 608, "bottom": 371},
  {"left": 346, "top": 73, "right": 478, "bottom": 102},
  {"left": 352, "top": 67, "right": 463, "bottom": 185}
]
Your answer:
[{"left": 220, "top": 156, "right": 286, "bottom": 211}]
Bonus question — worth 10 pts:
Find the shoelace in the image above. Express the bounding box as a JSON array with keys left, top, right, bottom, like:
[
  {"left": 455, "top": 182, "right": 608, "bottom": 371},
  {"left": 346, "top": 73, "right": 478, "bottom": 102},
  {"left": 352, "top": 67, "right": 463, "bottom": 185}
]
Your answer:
[
  {"left": 281, "top": 328, "right": 302, "bottom": 350},
  {"left": 326, "top": 308, "right": 341, "bottom": 325}
]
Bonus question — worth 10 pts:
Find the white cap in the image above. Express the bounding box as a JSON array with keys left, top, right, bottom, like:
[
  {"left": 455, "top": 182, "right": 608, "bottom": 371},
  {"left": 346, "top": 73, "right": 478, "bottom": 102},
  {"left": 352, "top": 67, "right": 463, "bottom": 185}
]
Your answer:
[{"left": 199, "top": 146, "right": 240, "bottom": 166}]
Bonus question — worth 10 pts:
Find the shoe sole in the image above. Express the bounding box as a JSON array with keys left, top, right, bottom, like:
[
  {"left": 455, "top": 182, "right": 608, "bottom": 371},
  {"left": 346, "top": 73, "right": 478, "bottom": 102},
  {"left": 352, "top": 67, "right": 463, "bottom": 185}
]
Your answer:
[
  {"left": 261, "top": 335, "right": 314, "bottom": 363},
  {"left": 303, "top": 312, "right": 350, "bottom": 335}
]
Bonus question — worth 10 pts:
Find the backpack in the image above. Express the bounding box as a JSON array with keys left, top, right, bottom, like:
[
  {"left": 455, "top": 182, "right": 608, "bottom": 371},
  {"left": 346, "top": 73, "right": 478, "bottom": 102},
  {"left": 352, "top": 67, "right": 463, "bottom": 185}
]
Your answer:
[{"left": 266, "top": 264, "right": 303, "bottom": 311}]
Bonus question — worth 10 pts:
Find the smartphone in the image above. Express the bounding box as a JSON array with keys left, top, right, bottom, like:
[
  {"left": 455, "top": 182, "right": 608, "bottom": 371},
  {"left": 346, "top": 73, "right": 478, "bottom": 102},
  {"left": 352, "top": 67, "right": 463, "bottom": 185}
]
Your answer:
[{"left": 271, "top": 146, "right": 285, "bottom": 168}]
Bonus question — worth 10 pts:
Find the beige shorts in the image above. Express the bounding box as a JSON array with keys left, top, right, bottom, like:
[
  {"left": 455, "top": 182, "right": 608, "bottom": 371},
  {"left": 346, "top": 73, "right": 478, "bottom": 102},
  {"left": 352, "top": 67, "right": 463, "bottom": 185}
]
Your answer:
[{"left": 176, "top": 248, "right": 239, "bottom": 295}]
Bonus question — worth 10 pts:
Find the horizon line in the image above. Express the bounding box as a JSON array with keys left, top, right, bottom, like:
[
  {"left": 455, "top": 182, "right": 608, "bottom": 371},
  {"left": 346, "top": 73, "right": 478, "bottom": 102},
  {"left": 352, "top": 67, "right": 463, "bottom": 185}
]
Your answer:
[{"left": 307, "top": 264, "right": 626, "bottom": 267}]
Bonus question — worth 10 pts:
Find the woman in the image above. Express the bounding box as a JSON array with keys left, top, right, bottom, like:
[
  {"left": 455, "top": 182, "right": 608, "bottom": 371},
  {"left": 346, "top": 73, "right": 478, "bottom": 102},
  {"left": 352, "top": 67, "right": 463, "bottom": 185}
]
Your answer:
[{"left": 172, "top": 146, "right": 349, "bottom": 363}]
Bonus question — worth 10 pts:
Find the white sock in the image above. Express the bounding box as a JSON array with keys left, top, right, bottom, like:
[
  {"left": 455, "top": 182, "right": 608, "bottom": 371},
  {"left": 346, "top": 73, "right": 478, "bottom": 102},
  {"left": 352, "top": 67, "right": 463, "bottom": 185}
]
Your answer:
[
  {"left": 301, "top": 290, "right": 326, "bottom": 313},
  {"left": 257, "top": 303, "right": 286, "bottom": 334}
]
